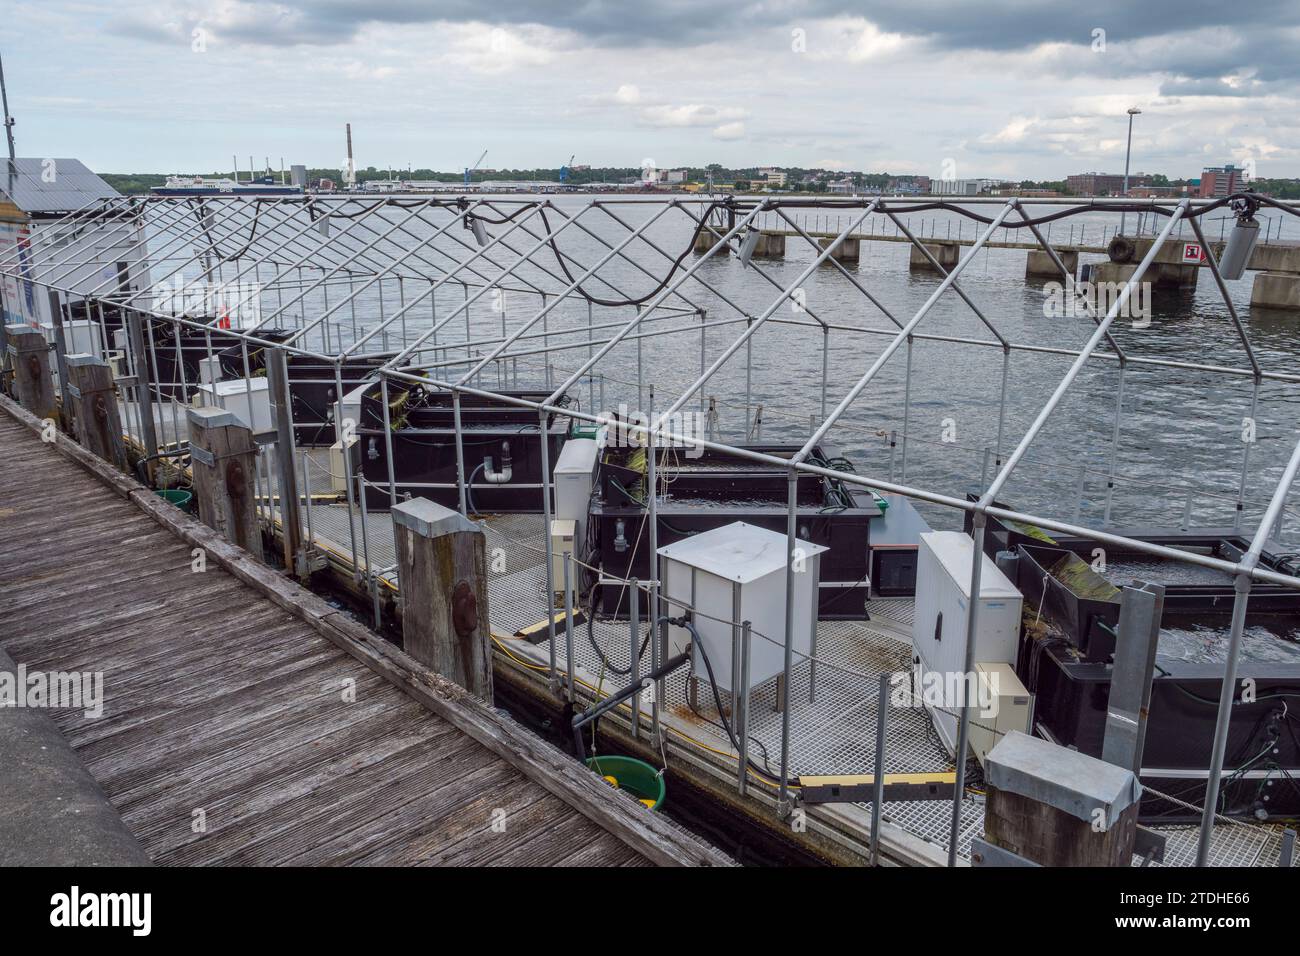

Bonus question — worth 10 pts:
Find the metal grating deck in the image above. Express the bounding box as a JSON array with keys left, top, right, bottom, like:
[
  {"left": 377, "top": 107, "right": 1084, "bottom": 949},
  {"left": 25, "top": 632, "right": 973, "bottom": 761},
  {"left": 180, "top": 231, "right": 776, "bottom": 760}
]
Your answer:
[{"left": 292, "top": 507, "right": 1294, "bottom": 868}]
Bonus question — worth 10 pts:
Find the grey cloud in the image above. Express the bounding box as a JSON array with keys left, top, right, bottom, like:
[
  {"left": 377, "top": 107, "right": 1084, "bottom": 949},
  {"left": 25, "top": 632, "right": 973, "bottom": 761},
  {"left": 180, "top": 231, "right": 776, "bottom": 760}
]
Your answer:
[
  {"left": 120, "top": 1, "right": 1300, "bottom": 48},
  {"left": 111, "top": 1, "right": 1300, "bottom": 97}
]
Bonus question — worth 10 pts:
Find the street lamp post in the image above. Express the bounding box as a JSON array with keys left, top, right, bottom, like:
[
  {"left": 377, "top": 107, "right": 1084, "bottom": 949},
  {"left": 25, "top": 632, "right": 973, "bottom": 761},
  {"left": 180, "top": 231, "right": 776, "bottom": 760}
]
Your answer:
[{"left": 1120, "top": 106, "right": 1141, "bottom": 237}]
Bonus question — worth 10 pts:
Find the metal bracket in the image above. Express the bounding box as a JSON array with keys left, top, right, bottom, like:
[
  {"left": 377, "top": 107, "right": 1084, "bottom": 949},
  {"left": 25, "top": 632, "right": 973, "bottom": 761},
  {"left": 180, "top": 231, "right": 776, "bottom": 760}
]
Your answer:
[
  {"left": 65, "top": 383, "right": 81, "bottom": 399},
  {"left": 191, "top": 443, "right": 258, "bottom": 467},
  {"left": 970, "top": 837, "right": 1040, "bottom": 867},
  {"left": 295, "top": 548, "right": 329, "bottom": 577},
  {"left": 1134, "top": 825, "right": 1167, "bottom": 865}
]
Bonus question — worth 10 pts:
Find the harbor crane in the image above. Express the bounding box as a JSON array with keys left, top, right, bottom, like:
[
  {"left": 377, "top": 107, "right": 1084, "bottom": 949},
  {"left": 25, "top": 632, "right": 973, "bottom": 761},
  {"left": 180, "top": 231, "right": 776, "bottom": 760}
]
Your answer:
[
  {"left": 464, "top": 149, "right": 487, "bottom": 188},
  {"left": 559, "top": 154, "right": 575, "bottom": 183}
]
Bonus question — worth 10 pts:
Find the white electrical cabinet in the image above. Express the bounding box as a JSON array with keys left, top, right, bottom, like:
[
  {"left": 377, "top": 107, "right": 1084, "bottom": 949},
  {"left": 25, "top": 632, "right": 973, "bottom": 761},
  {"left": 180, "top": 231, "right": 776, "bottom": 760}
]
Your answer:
[
  {"left": 658, "top": 522, "right": 826, "bottom": 694},
  {"left": 912, "top": 531, "right": 1023, "bottom": 753},
  {"left": 550, "top": 519, "right": 577, "bottom": 605},
  {"left": 553, "top": 438, "right": 598, "bottom": 554},
  {"left": 197, "top": 356, "right": 224, "bottom": 385},
  {"left": 42, "top": 320, "right": 105, "bottom": 358},
  {"left": 969, "top": 662, "right": 1033, "bottom": 767},
  {"left": 195, "top": 377, "right": 272, "bottom": 432},
  {"left": 42, "top": 321, "right": 105, "bottom": 385}
]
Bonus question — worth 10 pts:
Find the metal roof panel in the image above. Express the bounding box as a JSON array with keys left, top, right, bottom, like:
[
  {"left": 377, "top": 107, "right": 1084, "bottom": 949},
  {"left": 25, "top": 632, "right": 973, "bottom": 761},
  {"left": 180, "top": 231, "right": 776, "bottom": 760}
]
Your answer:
[{"left": 0, "top": 158, "right": 119, "bottom": 214}]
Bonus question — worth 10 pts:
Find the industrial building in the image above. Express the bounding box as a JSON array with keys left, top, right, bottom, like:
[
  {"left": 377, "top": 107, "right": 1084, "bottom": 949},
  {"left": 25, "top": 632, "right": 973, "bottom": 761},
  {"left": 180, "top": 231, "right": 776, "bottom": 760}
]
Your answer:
[{"left": 1066, "top": 171, "right": 1154, "bottom": 196}]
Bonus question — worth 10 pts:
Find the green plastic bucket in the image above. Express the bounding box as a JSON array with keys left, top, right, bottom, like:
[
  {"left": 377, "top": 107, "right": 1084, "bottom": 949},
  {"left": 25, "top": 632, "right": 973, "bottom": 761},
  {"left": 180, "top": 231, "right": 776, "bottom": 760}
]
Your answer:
[
  {"left": 585, "top": 755, "right": 665, "bottom": 811},
  {"left": 156, "top": 489, "right": 193, "bottom": 513}
]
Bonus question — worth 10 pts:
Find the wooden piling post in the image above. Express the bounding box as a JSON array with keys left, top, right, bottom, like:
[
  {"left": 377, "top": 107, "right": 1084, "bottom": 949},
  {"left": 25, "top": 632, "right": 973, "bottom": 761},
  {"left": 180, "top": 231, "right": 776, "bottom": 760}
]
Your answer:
[
  {"left": 392, "top": 497, "right": 493, "bottom": 701},
  {"left": 124, "top": 309, "right": 159, "bottom": 475},
  {"left": 187, "top": 405, "right": 263, "bottom": 561},
  {"left": 980, "top": 731, "right": 1140, "bottom": 866},
  {"left": 265, "top": 347, "right": 304, "bottom": 577},
  {"left": 5, "top": 324, "right": 57, "bottom": 422},
  {"left": 63, "top": 353, "right": 126, "bottom": 471},
  {"left": 46, "top": 289, "right": 72, "bottom": 417}
]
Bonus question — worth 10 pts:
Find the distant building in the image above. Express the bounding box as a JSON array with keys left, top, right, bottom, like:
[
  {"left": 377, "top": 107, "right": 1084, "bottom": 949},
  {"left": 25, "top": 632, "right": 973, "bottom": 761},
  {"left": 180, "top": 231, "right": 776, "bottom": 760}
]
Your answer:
[
  {"left": 827, "top": 178, "right": 855, "bottom": 195},
  {"left": 664, "top": 169, "right": 687, "bottom": 184},
  {"left": 993, "top": 187, "right": 1062, "bottom": 198},
  {"left": 757, "top": 167, "right": 787, "bottom": 187},
  {"left": 1199, "top": 164, "right": 1246, "bottom": 198},
  {"left": 931, "top": 178, "right": 985, "bottom": 196},
  {"left": 1065, "top": 172, "right": 1153, "bottom": 196},
  {"left": 888, "top": 177, "right": 927, "bottom": 195},
  {"left": 1128, "top": 184, "right": 1189, "bottom": 198}
]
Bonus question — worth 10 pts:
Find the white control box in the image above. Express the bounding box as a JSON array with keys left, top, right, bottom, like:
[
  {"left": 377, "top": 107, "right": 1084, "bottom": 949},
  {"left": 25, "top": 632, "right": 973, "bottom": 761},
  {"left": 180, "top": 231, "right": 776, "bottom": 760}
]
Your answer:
[
  {"left": 550, "top": 519, "right": 577, "bottom": 606},
  {"left": 553, "top": 438, "right": 598, "bottom": 555},
  {"left": 658, "top": 522, "right": 826, "bottom": 694},
  {"left": 912, "top": 531, "right": 1023, "bottom": 753},
  {"left": 195, "top": 377, "right": 272, "bottom": 432}
]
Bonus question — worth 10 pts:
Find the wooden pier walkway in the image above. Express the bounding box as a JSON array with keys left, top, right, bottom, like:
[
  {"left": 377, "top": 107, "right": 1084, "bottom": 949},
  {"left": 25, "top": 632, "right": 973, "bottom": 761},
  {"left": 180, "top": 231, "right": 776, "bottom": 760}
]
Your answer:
[{"left": 0, "top": 397, "right": 728, "bottom": 867}]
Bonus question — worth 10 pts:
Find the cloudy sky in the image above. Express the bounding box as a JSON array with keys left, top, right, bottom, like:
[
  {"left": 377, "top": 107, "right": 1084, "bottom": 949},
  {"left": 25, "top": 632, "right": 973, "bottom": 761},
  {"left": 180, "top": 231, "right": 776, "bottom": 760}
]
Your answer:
[{"left": 3, "top": 1, "right": 1299, "bottom": 179}]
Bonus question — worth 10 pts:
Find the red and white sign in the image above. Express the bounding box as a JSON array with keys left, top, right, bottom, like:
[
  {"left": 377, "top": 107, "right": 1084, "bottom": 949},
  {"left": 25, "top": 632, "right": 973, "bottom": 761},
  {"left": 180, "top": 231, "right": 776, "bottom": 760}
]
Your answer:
[{"left": 1181, "top": 242, "right": 1203, "bottom": 264}]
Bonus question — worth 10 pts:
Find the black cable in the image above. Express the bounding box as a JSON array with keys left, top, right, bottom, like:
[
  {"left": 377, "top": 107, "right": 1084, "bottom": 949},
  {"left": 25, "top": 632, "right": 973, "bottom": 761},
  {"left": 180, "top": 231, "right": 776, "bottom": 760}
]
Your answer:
[
  {"left": 466, "top": 462, "right": 485, "bottom": 515},
  {"left": 683, "top": 659, "right": 778, "bottom": 775},
  {"left": 580, "top": 571, "right": 651, "bottom": 676},
  {"left": 684, "top": 615, "right": 798, "bottom": 785},
  {"left": 534, "top": 201, "right": 731, "bottom": 308}
]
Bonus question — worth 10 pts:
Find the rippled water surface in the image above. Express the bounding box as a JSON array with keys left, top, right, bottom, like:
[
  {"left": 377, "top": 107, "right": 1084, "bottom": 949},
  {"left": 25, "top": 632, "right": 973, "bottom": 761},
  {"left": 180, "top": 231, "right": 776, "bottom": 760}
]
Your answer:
[{"left": 157, "top": 194, "right": 1300, "bottom": 541}]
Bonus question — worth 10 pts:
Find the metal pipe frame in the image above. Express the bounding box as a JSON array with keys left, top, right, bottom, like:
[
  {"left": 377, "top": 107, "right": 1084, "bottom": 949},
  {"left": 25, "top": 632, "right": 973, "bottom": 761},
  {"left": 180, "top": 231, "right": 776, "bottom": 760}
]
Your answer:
[{"left": 8, "top": 192, "right": 1300, "bottom": 867}]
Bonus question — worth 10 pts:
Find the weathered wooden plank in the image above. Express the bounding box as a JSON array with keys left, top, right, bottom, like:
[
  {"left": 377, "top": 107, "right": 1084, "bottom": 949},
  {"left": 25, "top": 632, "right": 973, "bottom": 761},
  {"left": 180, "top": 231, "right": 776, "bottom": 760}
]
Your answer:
[
  {"left": 488, "top": 813, "right": 611, "bottom": 866},
  {"left": 557, "top": 830, "right": 652, "bottom": 867},
  {"left": 108, "top": 678, "right": 401, "bottom": 811},
  {"left": 352, "top": 773, "right": 545, "bottom": 866},
  {"left": 273, "top": 760, "right": 524, "bottom": 866},
  {"left": 0, "top": 394, "right": 704, "bottom": 867},
  {"left": 415, "top": 790, "right": 587, "bottom": 867},
  {"left": 52, "top": 621, "right": 326, "bottom": 737},
  {"left": 70, "top": 650, "right": 349, "bottom": 755},
  {"left": 4, "top": 578, "right": 262, "bottom": 663},
  {"left": 156, "top": 731, "right": 487, "bottom": 866},
  {"left": 125, "top": 707, "right": 457, "bottom": 855}
]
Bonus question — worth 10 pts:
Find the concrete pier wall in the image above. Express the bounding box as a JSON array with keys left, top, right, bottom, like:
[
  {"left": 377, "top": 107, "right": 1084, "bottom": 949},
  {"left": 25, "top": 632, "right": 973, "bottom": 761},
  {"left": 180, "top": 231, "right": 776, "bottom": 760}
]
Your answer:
[
  {"left": 818, "top": 236, "right": 860, "bottom": 262},
  {"left": 753, "top": 232, "right": 785, "bottom": 257},
  {"left": 908, "top": 241, "right": 960, "bottom": 272},
  {"left": 1026, "top": 249, "right": 1079, "bottom": 280},
  {"left": 1251, "top": 272, "right": 1300, "bottom": 311},
  {"left": 1131, "top": 235, "right": 1300, "bottom": 275},
  {"left": 1093, "top": 260, "right": 1198, "bottom": 289}
]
